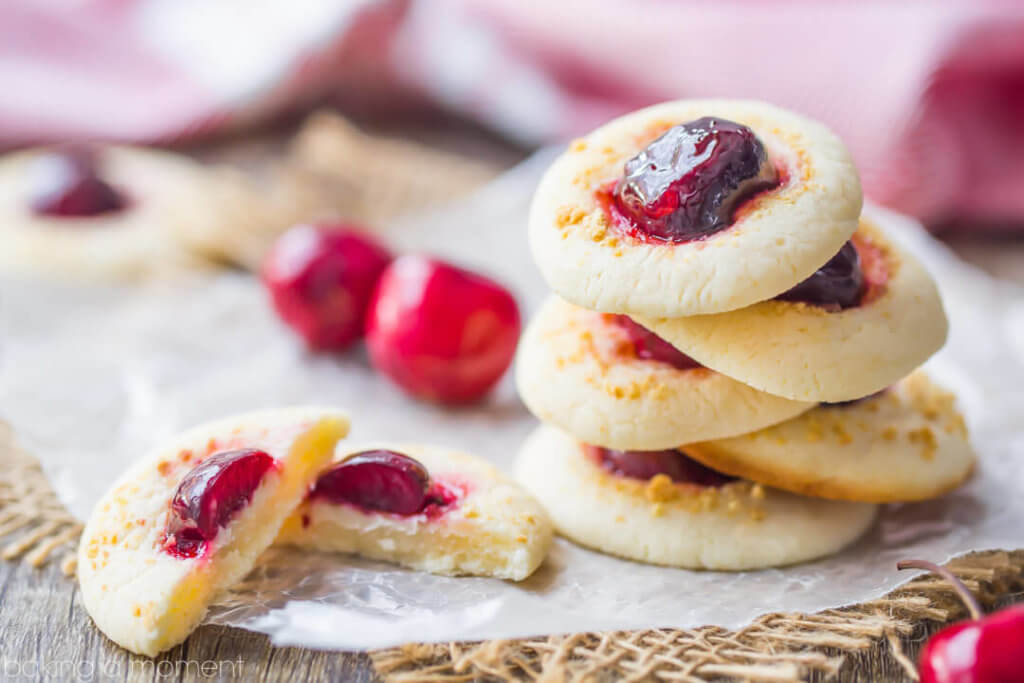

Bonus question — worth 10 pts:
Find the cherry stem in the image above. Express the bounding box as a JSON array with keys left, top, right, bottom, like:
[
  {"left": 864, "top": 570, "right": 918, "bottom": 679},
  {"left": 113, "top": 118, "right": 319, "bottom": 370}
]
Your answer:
[{"left": 897, "top": 559, "right": 983, "bottom": 620}]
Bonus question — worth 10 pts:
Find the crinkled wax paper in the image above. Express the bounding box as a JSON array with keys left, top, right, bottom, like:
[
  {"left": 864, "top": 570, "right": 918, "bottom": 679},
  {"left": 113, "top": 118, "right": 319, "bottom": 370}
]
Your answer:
[{"left": 2, "top": 154, "right": 1023, "bottom": 650}]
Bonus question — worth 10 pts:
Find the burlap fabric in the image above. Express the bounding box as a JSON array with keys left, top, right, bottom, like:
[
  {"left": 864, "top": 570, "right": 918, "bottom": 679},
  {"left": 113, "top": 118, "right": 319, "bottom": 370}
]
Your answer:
[{"left": 1, "top": 115, "right": 1021, "bottom": 681}]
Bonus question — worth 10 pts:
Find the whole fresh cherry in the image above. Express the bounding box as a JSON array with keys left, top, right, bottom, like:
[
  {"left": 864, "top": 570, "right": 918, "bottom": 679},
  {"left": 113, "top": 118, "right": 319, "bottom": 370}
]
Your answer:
[
  {"left": 365, "top": 255, "right": 521, "bottom": 404},
  {"left": 31, "top": 146, "right": 127, "bottom": 218},
  {"left": 311, "top": 450, "right": 431, "bottom": 515},
  {"left": 262, "top": 223, "right": 392, "bottom": 351},
  {"left": 164, "top": 449, "right": 276, "bottom": 558},
  {"left": 898, "top": 559, "right": 1024, "bottom": 683},
  {"left": 613, "top": 117, "right": 777, "bottom": 243},
  {"left": 609, "top": 315, "right": 701, "bottom": 370}
]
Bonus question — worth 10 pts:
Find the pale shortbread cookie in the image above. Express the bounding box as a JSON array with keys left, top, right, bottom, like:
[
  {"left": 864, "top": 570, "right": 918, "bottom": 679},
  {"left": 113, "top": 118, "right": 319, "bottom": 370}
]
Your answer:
[
  {"left": 516, "top": 296, "right": 814, "bottom": 449},
  {"left": 516, "top": 425, "right": 876, "bottom": 570},
  {"left": 278, "top": 444, "right": 553, "bottom": 581},
  {"left": 686, "top": 373, "right": 975, "bottom": 503},
  {"left": 0, "top": 146, "right": 227, "bottom": 280},
  {"left": 528, "top": 99, "right": 862, "bottom": 317},
  {"left": 637, "top": 219, "right": 948, "bottom": 402},
  {"left": 78, "top": 407, "right": 349, "bottom": 657}
]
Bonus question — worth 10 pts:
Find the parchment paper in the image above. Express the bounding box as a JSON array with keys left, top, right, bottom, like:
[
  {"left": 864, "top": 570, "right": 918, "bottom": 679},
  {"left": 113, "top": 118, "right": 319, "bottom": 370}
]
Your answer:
[{"left": 2, "top": 154, "right": 1022, "bottom": 650}]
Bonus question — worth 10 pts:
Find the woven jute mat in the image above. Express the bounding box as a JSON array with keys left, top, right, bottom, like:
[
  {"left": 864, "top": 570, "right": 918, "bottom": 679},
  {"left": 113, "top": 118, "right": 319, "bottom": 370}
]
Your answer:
[{"left": 2, "top": 115, "right": 1022, "bottom": 681}]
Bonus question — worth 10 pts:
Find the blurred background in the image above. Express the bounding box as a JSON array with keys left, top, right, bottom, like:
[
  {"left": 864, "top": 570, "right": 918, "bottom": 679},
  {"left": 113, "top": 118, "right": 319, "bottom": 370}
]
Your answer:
[{"left": 4, "top": 0, "right": 1024, "bottom": 264}]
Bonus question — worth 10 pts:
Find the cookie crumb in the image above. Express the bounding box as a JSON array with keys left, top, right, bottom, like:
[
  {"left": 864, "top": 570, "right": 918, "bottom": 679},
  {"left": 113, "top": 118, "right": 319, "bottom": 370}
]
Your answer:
[
  {"left": 831, "top": 423, "right": 853, "bottom": 445},
  {"left": 555, "top": 205, "right": 586, "bottom": 229},
  {"left": 805, "top": 423, "right": 824, "bottom": 442},
  {"left": 644, "top": 474, "right": 677, "bottom": 503},
  {"left": 908, "top": 426, "right": 937, "bottom": 460}
]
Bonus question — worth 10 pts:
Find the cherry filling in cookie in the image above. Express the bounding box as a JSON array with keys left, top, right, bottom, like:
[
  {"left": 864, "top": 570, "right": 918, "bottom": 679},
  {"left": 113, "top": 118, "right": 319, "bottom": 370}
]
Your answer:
[
  {"left": 163, "top": 449, "right": 279, "bottom": 559},
  {"left": 309, "top": 449, "right": 459, "bottom": 518},
  {"left": 776, "top": 234, "right": 888, "bottom": 310},
  {"left": 30, "top": 147, "right": 128, "bottom": 218},
  {"left": 606, "top": 117, "right": 779, "bottom": 243},
  {"left": 608, "top": 314, "right": 702, "bottom": 370},
  {"left": 586, "top": 445, "right": 736, "bottom": 487}
]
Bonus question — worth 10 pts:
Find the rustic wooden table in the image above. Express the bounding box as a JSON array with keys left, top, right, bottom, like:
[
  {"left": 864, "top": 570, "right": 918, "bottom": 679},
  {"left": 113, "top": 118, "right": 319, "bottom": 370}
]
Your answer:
[{"left": 2, "top": 118, "right": 1022, "bottom": 681}]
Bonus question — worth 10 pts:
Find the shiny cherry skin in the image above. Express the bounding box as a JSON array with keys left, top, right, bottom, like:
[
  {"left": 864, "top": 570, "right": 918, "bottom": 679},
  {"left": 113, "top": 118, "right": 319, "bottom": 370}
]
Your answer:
[
  {"left": 613, "top": 117, "right": 777, "bottom": 243},
  {"left": 311, "top": 450, "right": 431, "bottom": 515},
  {"left": 776, "top": 241, "right": 864, "bottom": 310},
  {"left": 609, "top": 315, "right": 701, "bottom": 370},
  {"left": 365, "top": 255, "right": 521, "bottom": 404},
  {"left": 31, "top": 146, "right": 127, "bottom": 217},
  {"left": 164, "top": 449, "right": 276, "bottom": 558},
  {"left": 918, "top": 605, "right": 1024, "bottom": 683},
  {"left": 898, "top": 559, "right": 1024, "bottom": 683},
  {"left": 262, "top": 223, "right": 393, "bottom": 351},
  {"left": 589, "top": 446, "right": 736, "bottom": 487}
]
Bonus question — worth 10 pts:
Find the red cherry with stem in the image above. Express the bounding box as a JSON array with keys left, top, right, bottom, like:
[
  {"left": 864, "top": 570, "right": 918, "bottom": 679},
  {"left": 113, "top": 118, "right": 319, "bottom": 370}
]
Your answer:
[
  {"left": 311, "top": 450, "right": 431, "bottom": 515},
  {"left": 165, "top": 449, "right": 276, "bottom": 558},
  {"left": 365, "top": 255, "right": 522, "bottom": 404},
  {"left": 262, "top": 223, "right": 393, "bottom": 351},
  {"left": 897, "top": 559, "right": 1024, "bottom": 683}
]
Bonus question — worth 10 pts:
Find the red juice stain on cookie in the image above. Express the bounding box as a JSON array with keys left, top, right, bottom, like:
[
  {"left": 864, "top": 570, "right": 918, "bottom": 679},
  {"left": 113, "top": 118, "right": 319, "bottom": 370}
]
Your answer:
[
  {"left": 310, "top": 450, "right": 458, "bottom": 517},
  {"left": 600, "top": 117, "right": 779, "bottom": 244},
  {"left": 607, "top": 314, "right": 702, "bottom": 370},
  {"left": 164, "top": 449, "right": 277, "bottom": 559},
  {"left": 586, "top": 445, "right": 736, "bottom": 487},
  {"left": 30, "top": 146, "right": 128, "bottom": 218}
]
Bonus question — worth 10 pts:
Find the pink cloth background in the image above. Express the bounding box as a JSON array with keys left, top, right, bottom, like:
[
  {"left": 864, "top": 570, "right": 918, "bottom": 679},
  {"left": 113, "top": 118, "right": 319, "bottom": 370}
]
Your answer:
[{"left": 3, "top": 0, "right": 1024, "bottom": 227}]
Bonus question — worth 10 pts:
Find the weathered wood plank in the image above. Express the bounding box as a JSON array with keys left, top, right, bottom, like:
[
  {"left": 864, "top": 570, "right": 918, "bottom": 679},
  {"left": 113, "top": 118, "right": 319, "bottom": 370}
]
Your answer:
[{"left": 0, "top": 559, "right": 378, "bottom": 682}]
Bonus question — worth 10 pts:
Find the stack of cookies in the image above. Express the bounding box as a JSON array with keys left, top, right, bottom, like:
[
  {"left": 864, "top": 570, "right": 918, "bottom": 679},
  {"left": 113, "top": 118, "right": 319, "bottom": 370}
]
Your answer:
[{"left": 515, "top": 100, "right": 975, "bottom": 570}]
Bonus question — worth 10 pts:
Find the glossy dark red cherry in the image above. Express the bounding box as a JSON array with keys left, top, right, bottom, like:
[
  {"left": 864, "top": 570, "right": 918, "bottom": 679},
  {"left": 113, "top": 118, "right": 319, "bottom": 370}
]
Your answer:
[
  {"left": 365, "top": 255, "right": 521, "bottom": 404},
  {"left": 311, "top": 450, "right": 431, "bottom": 515},
  {"left": 612, "top": 117, "right": 777, "bottom": 243},
  {"left": 609, "top": 315, "right": 701, "bottom": 370},
  {"left": 776, "top": 241, "right": 864, "bottom": 310},
  {"left": 165, "top": 449, "right": 276, "bottom": 558},
  {"left": 898, "top": 559, "right": 1024, "bottom": 683},
  {"left": 30, "top": 146, "right": 127, "bottom": 217},
  {"left": 589, "top": 446, "right": 736, "bottom": 487},
  {"left": 262, "top": 223, "right": 393, "bottom": 351}
]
